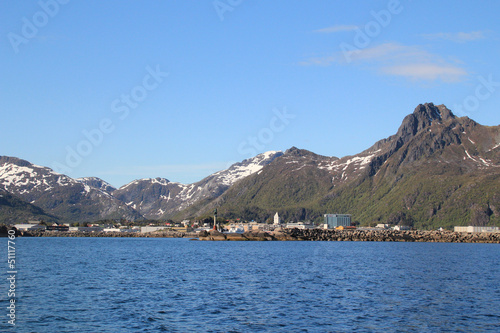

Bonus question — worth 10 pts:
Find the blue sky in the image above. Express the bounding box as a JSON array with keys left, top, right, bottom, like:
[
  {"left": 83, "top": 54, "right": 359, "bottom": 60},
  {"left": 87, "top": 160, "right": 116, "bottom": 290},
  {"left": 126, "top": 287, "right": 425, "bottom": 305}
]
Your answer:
[{"left": 1, "top": 0, "right": 499, "bottom": 188}]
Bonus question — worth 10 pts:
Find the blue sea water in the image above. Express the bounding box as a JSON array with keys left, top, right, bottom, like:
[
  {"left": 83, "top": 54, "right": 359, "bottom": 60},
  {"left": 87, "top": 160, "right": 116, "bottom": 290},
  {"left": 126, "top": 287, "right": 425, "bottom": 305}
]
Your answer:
[{"left": 1, "top": 237, "right": 499, "bottom": 332}]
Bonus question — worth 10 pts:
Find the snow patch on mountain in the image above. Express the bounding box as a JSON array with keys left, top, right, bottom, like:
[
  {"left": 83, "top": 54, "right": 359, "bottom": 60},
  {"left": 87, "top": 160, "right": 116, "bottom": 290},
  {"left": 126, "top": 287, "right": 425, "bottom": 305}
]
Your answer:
[
  {"left": 464, "top": 149, "right": 495, "bottom": 167},
  {"left": 150, "top": 178, "right": 170, "bottom": 186},
  {"left": 319, "top": 149, "right": 381, "bottom": 172},
  {"left": 213, "top": 151, "right": 282, "bottom": 186},
  {"left": 0, "top": 163, "right": 74, "bottom": 192},
  {"left": 489, "top": 142, "right": 500, "bottom": 151},
  {"left": 117, "top": 177, "right": 171, "bottom": 191}
]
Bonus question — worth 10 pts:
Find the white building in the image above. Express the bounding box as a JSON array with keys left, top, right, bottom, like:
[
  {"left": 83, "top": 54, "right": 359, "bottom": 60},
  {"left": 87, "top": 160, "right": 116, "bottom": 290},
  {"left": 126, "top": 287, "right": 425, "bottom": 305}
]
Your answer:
[
  {"left": 227, "top": 224, "right": 245, "bottom": 233},
  {"left": 68, "top": 226, "right": 103, "bottom": 232},
  {"left": 273, "top": 212, "right": 281, "bottom": 225},
  {"left": 393, "top": 225, "right": 411, "bottom": 231},
  {"left": 454, "top": 226, "right": 500, "bottom": 233},
  {"left": 14, "top": 224, "right": 46, "bottom": 231},
  {"left": 103, "top": 228, "right": 121, "bottom": 232},
  {"left": 286, "top": 222, "right": 315, "bottom": 229},
  {"left": 141, "top": 226, "right": 168, "bottom": 233}
]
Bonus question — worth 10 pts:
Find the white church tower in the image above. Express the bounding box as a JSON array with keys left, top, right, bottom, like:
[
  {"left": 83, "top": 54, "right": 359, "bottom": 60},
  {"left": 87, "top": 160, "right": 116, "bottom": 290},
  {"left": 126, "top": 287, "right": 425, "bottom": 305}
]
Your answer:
[{"left": 273, "top": 212, "right": 281, "bottom": 225}]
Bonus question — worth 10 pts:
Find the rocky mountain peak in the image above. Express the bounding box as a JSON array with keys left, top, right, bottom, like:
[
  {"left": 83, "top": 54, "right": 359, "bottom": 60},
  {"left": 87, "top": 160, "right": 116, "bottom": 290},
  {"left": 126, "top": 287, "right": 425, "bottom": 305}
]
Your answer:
[
  {"left": 284, "top": 146, "right": 301, "bottom": 155},
  {"left": 0, "top": 156, "right": 33, "bottom": 168},
  {"left": 413, "top": 103, "right": 454, "bottom": 123},
  {"left": 77, "top": 177, "right": 117, "bottom": 193},
  {"left": 284, "top": 147, "right": 324, "bottom": 159},
  {"left": 393, "top": 103, "right": 456, "bottom": 148}
]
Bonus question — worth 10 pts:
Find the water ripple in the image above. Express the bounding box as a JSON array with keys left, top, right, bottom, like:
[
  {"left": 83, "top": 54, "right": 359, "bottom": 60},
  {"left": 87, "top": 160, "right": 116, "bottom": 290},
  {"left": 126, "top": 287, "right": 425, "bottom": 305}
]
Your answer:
[{"left": 0, "top": 238, "right": 499, "bottom": 332}]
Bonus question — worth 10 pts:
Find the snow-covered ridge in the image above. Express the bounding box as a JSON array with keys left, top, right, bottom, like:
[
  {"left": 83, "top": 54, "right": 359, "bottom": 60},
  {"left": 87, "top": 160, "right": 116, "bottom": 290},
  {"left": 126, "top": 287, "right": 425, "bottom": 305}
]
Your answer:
[
  {"left": 118, "top": 177, "right": 171, "bottom": 190},
  {"left": 173, "top": 151, "right": 283, "bottom": 210},
  {"left": 76, "top": 177, "right": 116, "bottom": 193},
  {"left": 0, "top": 159, "right": 120, "bottom": 201},
  {"left": 213, "top": 151, "right": 282, "bottom": 186},
  {"left": 0, "top": 162, "right": 74, "bottom": 192},
  {"left": 318, "top": 149, "right": 381, "bottom": 172}
]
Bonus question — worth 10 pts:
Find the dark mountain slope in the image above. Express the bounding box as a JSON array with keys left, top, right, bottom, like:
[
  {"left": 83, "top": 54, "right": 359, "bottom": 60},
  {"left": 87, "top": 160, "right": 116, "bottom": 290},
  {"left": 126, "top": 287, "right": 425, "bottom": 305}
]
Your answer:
[
  {"left": 0, "top": 188, "right": 59, "bottom": 224},
  {"left": 0, "top": 156, "right": 142, "bottom": 222}
]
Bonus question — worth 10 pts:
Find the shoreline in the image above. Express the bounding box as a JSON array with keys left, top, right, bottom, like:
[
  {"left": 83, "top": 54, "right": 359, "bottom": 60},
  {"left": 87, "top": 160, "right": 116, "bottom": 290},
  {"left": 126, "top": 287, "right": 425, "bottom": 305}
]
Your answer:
[
  {"left": 6, "top": 230, "right": 198, "bottom": 238},
  {"left": 5, "top": 228, "right": 499, "bottom": 243}
]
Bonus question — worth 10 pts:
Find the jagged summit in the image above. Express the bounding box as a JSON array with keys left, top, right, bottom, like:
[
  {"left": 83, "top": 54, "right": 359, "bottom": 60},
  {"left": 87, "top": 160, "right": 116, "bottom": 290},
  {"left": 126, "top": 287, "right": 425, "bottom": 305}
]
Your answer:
[
  {"left": 284, "top": 147, "right": 331, "bottom": 161},
  {"left": 0, "top": 156, "right": 38, "bottom": 168},
  {"left": 285, "top": 146, "right": 311, "bottom": 156},
  {"left": 397, "top": 103, "right": 455, "bottom": 140},
  {"left": 118, "top": 177, "right": 172, "bottom": 191},
  {"left": 77, "top": 177, "right": 117, "bottom": 193},
  {"left": 414, "top": 103, "right": 455, "bottom": 122}
]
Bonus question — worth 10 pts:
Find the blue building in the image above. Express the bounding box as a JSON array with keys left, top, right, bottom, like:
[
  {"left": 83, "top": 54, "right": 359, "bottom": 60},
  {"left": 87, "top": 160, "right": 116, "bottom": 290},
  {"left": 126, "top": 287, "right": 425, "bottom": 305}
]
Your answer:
[{"left": 324, "top": 214, "right": 351, "bottom": 229}]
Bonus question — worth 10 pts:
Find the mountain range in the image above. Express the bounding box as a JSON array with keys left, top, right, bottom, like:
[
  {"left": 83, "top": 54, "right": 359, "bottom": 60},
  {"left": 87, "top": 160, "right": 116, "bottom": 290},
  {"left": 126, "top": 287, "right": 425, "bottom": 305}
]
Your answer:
[{"left": 1, "top": 103, "right": 499, "bottom": 229}]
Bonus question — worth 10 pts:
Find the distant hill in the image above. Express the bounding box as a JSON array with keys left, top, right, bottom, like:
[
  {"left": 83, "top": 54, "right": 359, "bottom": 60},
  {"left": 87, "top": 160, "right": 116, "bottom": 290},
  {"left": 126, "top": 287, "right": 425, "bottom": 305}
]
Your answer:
[
  {"left": 112, "top": 151, "right": 283, "bottom": 219},
  {"left": 1, "top": 103, "right": 499, "bottom": 228},
  {"left": 0, "top": 156, "right": 141, "bottom": 223},
  {"left": 0, "top": 188, "right": 59, "bottom": 224}
]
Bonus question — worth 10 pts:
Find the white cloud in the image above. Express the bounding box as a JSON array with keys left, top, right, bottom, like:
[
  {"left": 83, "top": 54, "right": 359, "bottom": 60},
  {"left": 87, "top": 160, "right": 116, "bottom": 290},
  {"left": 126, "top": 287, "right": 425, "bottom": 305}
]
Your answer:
[
  {"left": 300, "top": 42, "right": 468, "bottom": 82},
  {"left": 314, "top": 25, "right": 359, "bottom": 33},
  {"left": 344, "top": 43, "right": 429, "bottom": 62},
  {"left": 420, "top": 31, "right": 486, "bottom": 43},
  {"left": 381, "top": 63, "right": 468, "bottom": 82}
]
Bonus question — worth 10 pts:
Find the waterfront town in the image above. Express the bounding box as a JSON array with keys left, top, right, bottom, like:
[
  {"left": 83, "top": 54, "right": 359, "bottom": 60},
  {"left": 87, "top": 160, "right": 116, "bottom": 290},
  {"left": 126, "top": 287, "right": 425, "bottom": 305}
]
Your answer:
[{"left": 4, "top": 212, "right": 500, "bottom": 243}]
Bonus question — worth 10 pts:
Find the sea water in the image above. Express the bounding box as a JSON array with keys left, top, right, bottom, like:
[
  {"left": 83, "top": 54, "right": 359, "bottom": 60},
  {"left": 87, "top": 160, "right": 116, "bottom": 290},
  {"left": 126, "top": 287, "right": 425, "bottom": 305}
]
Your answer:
[{"left": 1, "top": 237, "right": 499, "bottom": 332}]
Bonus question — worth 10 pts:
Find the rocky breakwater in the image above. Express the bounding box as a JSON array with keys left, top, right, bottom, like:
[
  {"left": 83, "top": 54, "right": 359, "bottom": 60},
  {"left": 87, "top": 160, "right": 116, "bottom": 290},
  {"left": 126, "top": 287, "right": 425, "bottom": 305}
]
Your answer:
[
  {"left": 199, "top": 229, "right": 500, "bottom": 243},
  {"left": 21, "top": 230, "right": 198, "bottom": 238},
  {"left": 280, "top": 229, "right": 500, "bottom": 243},
  {"left": 198, "top": 230, "right": 276, "bottom": 241}
]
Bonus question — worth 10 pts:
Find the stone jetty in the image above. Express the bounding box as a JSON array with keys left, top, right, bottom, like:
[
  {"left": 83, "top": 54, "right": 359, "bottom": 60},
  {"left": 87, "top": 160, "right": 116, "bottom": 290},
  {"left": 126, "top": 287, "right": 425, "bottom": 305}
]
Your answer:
[
  {"left": 198, "top": 229, "right": 500, "bottom": 243},
  {"left": 17, "top": 230, "right": 198, "bottom": 238}
]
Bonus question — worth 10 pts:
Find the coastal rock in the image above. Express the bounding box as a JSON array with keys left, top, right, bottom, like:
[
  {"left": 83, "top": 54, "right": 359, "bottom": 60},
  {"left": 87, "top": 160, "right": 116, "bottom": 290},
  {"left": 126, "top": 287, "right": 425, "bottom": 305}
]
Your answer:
[
  {"left": 225, "top": 233, "right": 247, "bottom": 241},
  {"left": 242, "top": 231, "right": 275, "bottom": 241}
]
